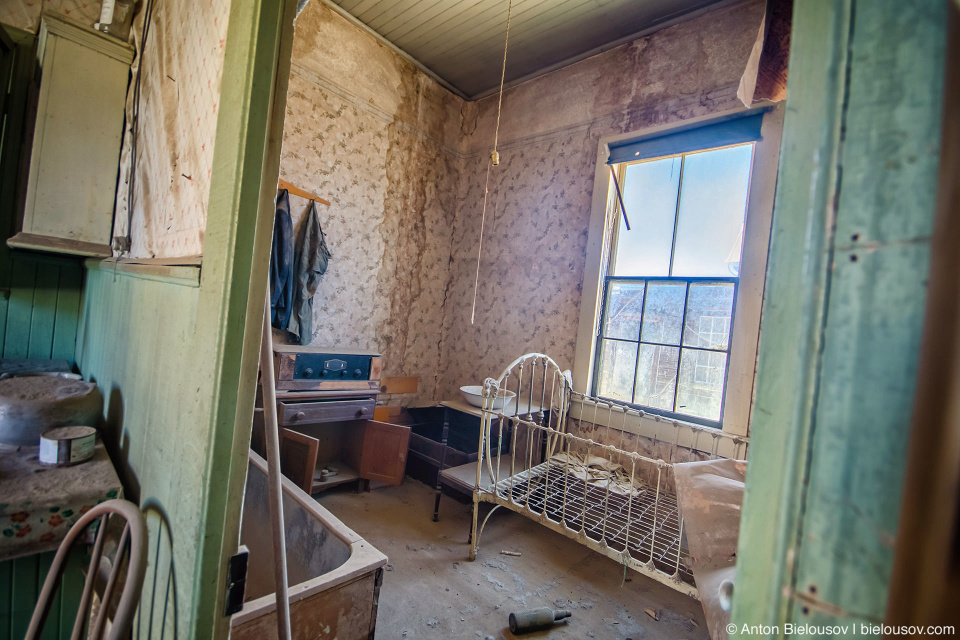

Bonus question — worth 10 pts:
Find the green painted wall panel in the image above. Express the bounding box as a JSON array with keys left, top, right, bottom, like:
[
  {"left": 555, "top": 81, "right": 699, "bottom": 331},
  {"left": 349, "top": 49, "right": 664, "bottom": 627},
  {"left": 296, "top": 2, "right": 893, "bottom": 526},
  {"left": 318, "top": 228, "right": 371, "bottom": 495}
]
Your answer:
[
  {"left": 0, "top": 255, "right": 84, "bottom": 365},
  {"left": 0, "top": 548, "right": 89, "bottom": 640},
  {"left": 77, "top": 263, "right": 204, "bottom": 640},
  {"left": 732, "top": 0, "right": 946, "bottom": 636}
]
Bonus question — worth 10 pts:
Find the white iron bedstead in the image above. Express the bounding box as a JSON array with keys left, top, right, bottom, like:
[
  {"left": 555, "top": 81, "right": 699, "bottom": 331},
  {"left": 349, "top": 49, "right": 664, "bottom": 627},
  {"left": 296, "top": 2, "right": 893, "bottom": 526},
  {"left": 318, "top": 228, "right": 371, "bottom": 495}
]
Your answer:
[{"left": 468, "top": 353, "right": 748, "bottom": 599}]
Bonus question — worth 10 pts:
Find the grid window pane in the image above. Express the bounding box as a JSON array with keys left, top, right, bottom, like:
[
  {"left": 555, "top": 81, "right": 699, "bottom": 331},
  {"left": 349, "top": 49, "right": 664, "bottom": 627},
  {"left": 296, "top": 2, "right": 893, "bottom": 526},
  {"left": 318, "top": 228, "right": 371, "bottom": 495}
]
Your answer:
[
  {"left": 611, "top": 157, "right": 681, "bottom": 277},
  {"left": 671, "top": 144, "right": 753, "bottom": 277},
  {"left": 641, "top": 281, "right": 686, "bottom": 345},
  {"left": 634, "top": 344, "right": 679, "bottom": 411},
  {"left": 603, "top": 282, "right": 645, "bottom": 340},
  {"left": 596, "top": 339, "right": 638, "bottom": 403},
  {"left": 683, "top": 282, "right": 735, "bottom": 350},
  {"left": 676, "top": 349, "right": 727, "bottom": 421}
]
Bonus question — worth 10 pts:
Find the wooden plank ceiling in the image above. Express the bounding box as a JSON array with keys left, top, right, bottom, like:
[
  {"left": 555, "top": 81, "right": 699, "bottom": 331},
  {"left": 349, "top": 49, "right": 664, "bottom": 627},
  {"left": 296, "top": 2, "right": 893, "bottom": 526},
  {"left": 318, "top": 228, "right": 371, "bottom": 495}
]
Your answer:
[{"left": 328, "top": 0, "right": 728, "bottom": 98}]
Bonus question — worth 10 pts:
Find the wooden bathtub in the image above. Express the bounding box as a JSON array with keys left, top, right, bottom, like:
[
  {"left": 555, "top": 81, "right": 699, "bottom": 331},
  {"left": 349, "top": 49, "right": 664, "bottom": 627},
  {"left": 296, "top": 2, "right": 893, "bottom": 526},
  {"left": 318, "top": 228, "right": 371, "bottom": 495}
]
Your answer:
[{"left": 231, "top": 451, "right": 387, "bottom": 640}]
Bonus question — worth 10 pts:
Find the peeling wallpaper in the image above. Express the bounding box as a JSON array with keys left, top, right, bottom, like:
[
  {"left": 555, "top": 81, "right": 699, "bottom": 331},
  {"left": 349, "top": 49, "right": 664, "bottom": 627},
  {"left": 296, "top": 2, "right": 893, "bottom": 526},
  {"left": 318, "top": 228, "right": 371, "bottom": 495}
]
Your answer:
[
  {"left": 280, "top": 2, "right": 462, "bottom": 403},
  {"left": 435, "top": 0, "right": 765, "bottom": 399},
  {"left": 0, "top": 0, "right": 100, "bottom": 33},
  {"left": 1, "top": 0, "right": 230, "bottom": 260},
  {"left": 281, "top": 0, "right": 764, "bottom": 404},
  {"left": 112, "top": 0, "right": 230, "bottom": 258}
]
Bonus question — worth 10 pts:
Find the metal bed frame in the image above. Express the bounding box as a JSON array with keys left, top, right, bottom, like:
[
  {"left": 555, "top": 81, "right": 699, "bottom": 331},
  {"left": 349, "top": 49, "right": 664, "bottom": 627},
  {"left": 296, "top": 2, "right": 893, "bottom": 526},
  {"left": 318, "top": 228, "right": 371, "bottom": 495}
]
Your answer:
[{"left": 468, "top": 353, "right": 748, "bottom": 599}]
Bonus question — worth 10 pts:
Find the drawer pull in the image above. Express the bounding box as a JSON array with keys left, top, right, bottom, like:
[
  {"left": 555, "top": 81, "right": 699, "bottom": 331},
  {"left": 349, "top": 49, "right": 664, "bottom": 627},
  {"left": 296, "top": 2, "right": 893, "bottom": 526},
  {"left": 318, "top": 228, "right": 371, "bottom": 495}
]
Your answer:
[
  {"left": 359, "top": 407, "right": 369, "bottom": 416},
  {"left": 295, "top": 411, "right": 306, "bottom": 420}
]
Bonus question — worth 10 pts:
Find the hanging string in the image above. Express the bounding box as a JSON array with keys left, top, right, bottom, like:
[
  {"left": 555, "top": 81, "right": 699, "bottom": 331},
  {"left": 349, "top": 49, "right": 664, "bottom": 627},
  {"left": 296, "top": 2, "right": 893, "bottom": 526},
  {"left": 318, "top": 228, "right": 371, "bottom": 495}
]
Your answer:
[{"left": 471, "top": 0, "right": 514, "bottom": 325}]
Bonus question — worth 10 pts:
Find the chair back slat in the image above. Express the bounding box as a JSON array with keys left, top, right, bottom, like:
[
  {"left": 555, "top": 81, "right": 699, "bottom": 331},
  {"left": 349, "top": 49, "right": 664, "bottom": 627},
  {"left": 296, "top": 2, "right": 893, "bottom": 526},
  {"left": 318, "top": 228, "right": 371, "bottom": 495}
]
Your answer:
[{"left": 25, "top": 500, "right": 148, "bottom": 640}]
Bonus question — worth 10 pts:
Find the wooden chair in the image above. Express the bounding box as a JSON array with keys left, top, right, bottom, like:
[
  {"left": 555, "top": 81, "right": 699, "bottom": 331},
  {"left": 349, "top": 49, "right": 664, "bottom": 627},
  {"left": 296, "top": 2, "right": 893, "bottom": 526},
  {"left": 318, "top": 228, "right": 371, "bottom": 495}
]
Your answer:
[{"left": 25, "top": 499, "right": 148, "bottom": 640}]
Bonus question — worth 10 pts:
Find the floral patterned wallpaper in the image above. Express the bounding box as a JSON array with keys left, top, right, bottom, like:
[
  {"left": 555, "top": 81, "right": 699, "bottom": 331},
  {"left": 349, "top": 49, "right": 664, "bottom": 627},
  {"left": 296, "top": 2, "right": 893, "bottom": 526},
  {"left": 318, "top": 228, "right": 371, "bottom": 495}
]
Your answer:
[
  {"left": 0, "top": 0, "right": 99, "bottom": 32},
  {"left": 435, "top": 0, "right": 765, "bottom": 399},
  {"left": 280, "top": 2, "right": 463, "bottom": 403},
  {"left": 279, "top": 0, "right": 764, "bottom": 405},
  {"left": 1, "top": 0, "right": 230, "bottom": 259}
]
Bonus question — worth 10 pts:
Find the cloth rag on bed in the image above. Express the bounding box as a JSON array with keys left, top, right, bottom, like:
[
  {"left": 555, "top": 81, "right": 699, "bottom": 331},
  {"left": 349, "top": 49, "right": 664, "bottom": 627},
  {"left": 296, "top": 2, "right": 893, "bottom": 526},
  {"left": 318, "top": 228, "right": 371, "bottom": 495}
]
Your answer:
[{"left": 549, "top": 452, "right": 648, "bottom": 497}]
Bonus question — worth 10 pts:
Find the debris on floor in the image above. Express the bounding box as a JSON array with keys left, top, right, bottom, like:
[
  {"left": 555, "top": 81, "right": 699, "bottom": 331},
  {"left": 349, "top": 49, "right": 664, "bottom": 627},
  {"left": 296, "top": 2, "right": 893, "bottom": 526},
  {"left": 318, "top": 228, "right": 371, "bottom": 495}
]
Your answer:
[
  {"left": 500, "top": 550, "right": 521, "bottom": 557},
  {"left": 317, "top": 479, "right": 709, "bottom": 639},
  {"left": 509, "top": 607, "right": 571, "bottom": 634}
]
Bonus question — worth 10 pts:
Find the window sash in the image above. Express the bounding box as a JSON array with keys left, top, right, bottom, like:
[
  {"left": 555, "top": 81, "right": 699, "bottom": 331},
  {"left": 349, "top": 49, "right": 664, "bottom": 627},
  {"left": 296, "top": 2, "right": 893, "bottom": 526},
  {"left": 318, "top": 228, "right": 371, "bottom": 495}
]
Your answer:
[{"left": 592, "top": 275, "right": 739, "bottom": 428}]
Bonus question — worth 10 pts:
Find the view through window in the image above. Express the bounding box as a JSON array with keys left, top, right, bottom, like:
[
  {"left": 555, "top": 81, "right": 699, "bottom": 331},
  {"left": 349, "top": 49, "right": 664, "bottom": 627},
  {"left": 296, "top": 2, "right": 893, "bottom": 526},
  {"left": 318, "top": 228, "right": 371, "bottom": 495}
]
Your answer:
[{"left": 593, "top": 143, "right": 754, "bottom": 426}]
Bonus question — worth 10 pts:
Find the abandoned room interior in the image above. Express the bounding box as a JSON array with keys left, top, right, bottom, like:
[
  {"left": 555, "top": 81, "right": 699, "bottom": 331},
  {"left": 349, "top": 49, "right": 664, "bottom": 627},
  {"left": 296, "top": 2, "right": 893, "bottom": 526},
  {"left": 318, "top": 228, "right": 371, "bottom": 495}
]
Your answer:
[{"left": 0, "top": 0, "right": 957, "bottom": 638}]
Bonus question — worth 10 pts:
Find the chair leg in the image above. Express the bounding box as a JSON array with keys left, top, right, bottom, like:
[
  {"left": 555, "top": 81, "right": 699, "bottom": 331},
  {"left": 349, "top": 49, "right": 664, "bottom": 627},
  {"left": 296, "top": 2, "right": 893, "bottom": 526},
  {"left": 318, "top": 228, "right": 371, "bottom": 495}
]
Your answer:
[{"left": 432, "top": 414, "right": 450, "bottom": 522}]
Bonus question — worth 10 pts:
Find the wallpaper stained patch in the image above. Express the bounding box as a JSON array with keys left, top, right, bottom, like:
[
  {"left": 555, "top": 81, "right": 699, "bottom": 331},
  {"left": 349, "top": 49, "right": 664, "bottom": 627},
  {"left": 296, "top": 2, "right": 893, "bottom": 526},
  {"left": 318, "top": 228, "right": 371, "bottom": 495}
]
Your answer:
[
  {"left": 0, "top": 0, "right": 100, "bottom": 33},
  {"left": 1, "top": 0, "right": 229, "bottom": 259},
  {"left": 437, "top": 132, "right": 597, "bottom": 397},
  {"left": 112, "top": 0, "right": 230, "bottom": 258},
  {"left": 435, "top": 0, "right": 765, "bottom": 400},
  {"left": 279, "top": 3, "right": 462, "bottom": 404}
]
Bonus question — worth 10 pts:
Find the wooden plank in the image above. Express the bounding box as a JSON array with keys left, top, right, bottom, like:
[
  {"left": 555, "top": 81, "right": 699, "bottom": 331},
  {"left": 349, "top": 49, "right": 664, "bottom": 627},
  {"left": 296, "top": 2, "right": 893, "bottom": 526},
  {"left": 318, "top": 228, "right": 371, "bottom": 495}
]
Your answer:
[
  {"left": 6, "top": 233, "right": 111, "bottom": 259},
  {"left": 0, "top": 558, "right": 11, "bottom": 640},
  {"left": 730, "top": 1, "right": 852, "bottom": 630},
  {"left": 732, "top": 0, "right": 947, "bottom": 632},
  {"left": 9, "top": 555, "right": 39, "bottom": 640},
  {"left": 27, "top": 261, "right": 60, "bottom": 359},
  {"left": 36, "top": 551, "right": 60, "bottom": 640},
  {"left": 58, "top": 546, "right": 86, "bottom": 637},
  {"left": 51, "top": 264, "right": 82, "bottom": 363},
  {"left": 788, "top": 0, "right": 946, "bottom": 624},
  {"left": 4, "top": 258, "right": 38, "bottom": 358},
  {"left": 373, "top": 405, "right": 403, "bottom": 422},
  {"left": 277, "top": 178, "right": 330, "bottom": 205},
  {"left": 378, "top": 376, "right": 418, "bottom": 395}
]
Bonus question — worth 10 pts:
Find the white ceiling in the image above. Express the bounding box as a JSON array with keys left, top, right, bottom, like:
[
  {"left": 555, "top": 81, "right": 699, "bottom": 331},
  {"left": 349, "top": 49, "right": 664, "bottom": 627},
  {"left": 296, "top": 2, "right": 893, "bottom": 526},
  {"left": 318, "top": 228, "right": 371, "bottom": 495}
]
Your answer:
[{"left": 326, "top": 0, "right": 729, "bottom": 99}]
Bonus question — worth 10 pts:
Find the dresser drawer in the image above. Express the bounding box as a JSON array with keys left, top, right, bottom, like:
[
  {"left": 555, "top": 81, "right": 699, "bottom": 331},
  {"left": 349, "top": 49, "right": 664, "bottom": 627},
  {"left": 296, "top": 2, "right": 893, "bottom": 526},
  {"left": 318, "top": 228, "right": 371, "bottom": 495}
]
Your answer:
[{"left": 278, "top": 398, "right": 375, "bottom": 425}]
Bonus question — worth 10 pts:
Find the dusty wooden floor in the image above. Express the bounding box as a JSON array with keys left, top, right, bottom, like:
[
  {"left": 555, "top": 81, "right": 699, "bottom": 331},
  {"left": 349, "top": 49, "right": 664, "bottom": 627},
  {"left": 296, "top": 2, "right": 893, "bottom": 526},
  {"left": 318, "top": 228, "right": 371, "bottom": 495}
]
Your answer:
[{"left": 318, "top": 479, "right": 708, "bottom": 640}]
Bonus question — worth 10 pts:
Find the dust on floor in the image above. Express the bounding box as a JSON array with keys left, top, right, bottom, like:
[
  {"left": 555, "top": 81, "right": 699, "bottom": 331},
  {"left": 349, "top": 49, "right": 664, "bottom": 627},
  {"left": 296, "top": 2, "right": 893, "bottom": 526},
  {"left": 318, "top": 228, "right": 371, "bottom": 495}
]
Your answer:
[{"left": 317, "top": 479, "right": 709, "bottom": 640}]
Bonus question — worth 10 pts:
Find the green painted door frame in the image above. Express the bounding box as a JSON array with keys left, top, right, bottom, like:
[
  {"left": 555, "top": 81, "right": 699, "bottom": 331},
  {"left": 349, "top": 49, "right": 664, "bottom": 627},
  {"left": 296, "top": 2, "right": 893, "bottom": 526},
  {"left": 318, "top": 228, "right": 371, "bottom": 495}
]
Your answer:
[
  {"left": 188, "top": 0, "right": 297, "bottom": 636},
  {"left": 731, "top": 0, "right": 946, "bottom": 637}
]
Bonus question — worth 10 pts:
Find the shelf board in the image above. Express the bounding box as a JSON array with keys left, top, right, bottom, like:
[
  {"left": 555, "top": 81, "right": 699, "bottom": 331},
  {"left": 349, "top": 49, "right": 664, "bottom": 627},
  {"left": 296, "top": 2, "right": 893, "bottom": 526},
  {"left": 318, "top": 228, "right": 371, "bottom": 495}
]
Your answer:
[
  {"left": 7, "top": 232, "right": 111, "bottom": 257},
  {"left": 311, "top": 460, "right": 360, "bottom": 493}
]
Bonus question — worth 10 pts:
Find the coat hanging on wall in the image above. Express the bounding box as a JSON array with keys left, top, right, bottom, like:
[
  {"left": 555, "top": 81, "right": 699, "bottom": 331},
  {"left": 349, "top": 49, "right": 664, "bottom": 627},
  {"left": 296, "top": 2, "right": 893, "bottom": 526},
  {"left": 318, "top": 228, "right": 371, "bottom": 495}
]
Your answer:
[
  {"left": 270, "top": 189, "right": 295, "bottom": 329},
  {"left": 287, "top": 200, "right": 332, "bottom": 344}
]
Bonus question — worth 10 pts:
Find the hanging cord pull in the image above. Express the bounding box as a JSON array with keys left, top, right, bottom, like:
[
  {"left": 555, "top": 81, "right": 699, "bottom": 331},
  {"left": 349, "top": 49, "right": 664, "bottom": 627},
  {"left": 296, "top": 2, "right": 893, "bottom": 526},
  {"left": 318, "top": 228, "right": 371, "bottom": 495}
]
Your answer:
[
  {"left": 609, "top": 166, "right": 631, "bottom": 231},
  {"left": 471, "top": 0, "right": 513, "bottom": 325}
]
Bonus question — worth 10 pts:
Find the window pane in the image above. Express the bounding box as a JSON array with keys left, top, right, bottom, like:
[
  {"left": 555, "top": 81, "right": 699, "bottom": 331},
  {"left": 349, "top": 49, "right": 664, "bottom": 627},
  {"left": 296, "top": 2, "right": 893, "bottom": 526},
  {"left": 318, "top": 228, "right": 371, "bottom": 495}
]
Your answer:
[
  {"left": 641, "top": 281, "right": 686, "bottom": 345},
  {"left": 603, "top": 282, "right": 645, "bottom": 340},
  {"left": 634, "top": 344, "right": 679, "bottom": 411},
  {"left": 596, "top": 339, "right": 637, "bottom": 402},
  {"left": 672, "top": 144, "right": 753, "bottom": 277},
  {"left": 676, "top": 349, "right": 727, "bottom": 421},
  {"left": 611, "top": 156, "right": 682, "bottom": 277},
  {"left": 683, "top": 282, "right": 735, "bottom": 350}
]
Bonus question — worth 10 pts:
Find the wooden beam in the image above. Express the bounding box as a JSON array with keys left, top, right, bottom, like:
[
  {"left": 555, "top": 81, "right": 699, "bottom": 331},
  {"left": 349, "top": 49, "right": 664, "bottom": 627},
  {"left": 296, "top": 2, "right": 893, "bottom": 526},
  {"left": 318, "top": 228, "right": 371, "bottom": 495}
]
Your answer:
[
  {"left": 379, "top": 376, "right": 418, "bottom": 395},
  {"left": 277, "top": 178, "right": 330, "bottom": 205}
]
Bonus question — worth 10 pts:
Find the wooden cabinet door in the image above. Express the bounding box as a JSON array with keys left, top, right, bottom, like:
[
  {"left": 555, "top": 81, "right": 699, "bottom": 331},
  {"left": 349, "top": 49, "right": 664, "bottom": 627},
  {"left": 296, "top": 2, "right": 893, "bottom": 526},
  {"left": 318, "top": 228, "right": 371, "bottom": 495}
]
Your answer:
[
  {"left": 358, "top": 421, "right": 410, "bottom": 486},
  {"left": 279, "top": 428, "right": 319, "bottom": 494}
]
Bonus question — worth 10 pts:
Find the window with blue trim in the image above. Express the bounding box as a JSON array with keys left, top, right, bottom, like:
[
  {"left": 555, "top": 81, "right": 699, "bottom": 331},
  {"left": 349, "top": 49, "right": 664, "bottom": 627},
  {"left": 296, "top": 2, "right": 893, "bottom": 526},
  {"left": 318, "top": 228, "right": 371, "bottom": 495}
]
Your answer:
[{"left": 593, "top": 141, "right": 756, "bottom": 427}]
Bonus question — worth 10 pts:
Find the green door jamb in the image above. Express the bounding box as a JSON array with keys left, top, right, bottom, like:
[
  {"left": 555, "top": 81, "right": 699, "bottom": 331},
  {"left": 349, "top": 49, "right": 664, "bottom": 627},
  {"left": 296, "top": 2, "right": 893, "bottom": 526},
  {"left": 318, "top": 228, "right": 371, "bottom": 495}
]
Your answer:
[
  {"left": 188, "top": 0, "right": 298, "bottom": 637},
  {"left": 731, "top": 0, "right": 946, "bottom": 636}
]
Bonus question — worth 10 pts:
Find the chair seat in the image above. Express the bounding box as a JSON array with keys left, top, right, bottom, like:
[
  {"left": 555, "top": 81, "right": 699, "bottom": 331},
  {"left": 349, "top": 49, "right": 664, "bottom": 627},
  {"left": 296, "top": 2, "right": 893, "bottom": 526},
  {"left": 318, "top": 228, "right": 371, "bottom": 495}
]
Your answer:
[{"left": 439, "top": 455, "right": 514, "bottom": 493}]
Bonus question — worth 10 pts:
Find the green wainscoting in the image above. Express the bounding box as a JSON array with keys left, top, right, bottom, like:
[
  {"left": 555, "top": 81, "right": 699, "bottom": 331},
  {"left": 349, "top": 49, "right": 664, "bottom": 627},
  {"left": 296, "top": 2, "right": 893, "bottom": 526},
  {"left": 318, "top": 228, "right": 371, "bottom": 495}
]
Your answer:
[
  {"left": 0, "top": 548, "right": 88, "bottom": 640},
  {"left": 0, "top": 253, "right": 84, "bottom": 365}
]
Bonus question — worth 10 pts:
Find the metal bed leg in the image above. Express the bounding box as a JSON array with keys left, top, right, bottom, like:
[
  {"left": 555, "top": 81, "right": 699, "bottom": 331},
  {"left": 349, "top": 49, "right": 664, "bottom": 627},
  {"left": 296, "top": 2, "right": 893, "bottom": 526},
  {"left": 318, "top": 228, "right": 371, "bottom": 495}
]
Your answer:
[
  {"left": 433, "top": 410, "right": 451, "bottom": 522},
  {"left": 469, "top": 494, "right": 480, "bottom": 559}
]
